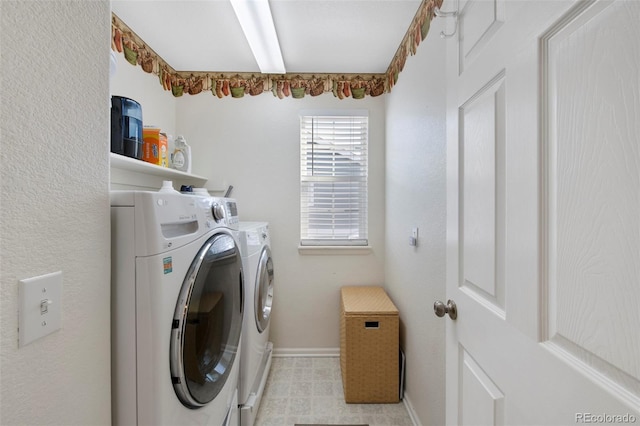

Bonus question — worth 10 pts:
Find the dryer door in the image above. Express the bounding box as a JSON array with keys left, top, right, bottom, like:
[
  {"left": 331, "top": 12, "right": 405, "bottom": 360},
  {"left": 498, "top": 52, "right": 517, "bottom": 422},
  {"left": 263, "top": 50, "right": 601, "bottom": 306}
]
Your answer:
[
  {"left": 170, "top": 231, "right": 244, "bottom": 408},
  {"left": 255, "top": 246, "right": 274, "bottom": 333}
]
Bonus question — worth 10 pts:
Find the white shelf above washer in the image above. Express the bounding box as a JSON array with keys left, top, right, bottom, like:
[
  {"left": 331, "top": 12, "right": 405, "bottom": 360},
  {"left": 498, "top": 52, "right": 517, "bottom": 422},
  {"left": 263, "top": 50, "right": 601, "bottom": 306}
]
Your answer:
[{"left": 110, "top": 153, "right": 209, "bottom": 191}]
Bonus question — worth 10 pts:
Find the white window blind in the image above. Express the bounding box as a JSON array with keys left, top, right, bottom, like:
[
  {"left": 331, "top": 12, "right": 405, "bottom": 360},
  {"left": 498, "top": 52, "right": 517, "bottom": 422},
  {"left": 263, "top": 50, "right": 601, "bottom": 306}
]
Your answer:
[{"left": 300, "top": 114, "right": 368, "bottom": 246}]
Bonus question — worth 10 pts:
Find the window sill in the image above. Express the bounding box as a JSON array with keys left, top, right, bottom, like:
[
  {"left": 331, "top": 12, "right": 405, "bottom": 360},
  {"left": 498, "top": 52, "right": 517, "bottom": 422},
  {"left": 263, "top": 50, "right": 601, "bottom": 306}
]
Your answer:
[{"left": 298, "top": 245, "right": 372, "bottom": 255}]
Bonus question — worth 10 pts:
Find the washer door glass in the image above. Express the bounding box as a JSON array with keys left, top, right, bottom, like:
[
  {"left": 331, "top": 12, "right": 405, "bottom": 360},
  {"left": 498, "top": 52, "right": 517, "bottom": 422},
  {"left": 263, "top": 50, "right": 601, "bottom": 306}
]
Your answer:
[
  {"left": 255, "top": 246, "right": 274, "bottom": 333},
  {"left": 170, "top": 232, "right": 243, "bottom": 408}
]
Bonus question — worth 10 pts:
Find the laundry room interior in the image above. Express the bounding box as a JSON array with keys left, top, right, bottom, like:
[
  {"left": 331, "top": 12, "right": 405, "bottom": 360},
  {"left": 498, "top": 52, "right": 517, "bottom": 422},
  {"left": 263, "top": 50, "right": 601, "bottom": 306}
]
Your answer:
[
  {"left": 2, "top": 0, "right": 446, "bottom": 423},
  {"left": 105, "top": 0, "right": 446, "bottom": 423},
  {"left": 3, "top": 0, "right": 639, "bottom": 425}
]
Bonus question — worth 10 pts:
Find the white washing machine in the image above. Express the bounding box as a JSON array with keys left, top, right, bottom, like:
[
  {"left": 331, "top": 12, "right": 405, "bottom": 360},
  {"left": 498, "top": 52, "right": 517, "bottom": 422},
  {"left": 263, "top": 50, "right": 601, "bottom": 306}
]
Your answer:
[
  {"left": 238, "top": 222, "right": 274, "bottom": 426},
  {"left": 111, "top": 190, "right": 243, "bottom": 426}
]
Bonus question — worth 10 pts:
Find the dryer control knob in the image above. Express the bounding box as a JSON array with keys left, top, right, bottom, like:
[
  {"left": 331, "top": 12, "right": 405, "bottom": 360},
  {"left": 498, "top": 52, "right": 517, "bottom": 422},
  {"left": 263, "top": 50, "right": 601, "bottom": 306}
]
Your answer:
[{"left": 212, "top": 203, "right": 225, "bottom": 222}]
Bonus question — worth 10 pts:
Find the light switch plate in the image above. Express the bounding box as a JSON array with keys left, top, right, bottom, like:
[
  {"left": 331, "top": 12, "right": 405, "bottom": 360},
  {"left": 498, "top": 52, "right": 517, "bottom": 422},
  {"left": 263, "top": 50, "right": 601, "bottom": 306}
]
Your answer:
[{"left": 18, "top": 271, "right": 62, "bottom": 347}]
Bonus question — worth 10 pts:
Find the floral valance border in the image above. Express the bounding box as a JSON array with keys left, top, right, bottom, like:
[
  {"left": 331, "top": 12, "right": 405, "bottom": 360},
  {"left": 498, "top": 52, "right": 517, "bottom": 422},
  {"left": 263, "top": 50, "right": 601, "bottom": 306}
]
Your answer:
[{"left": 111, "top": 0, "right": 443, "bottom": 100}]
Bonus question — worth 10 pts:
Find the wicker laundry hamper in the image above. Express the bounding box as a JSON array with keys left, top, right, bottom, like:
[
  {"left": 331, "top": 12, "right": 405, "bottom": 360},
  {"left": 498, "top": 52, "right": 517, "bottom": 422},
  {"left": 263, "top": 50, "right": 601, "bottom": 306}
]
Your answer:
[{"left": 340, "top": 286, "right": 399, "bottom": 403}]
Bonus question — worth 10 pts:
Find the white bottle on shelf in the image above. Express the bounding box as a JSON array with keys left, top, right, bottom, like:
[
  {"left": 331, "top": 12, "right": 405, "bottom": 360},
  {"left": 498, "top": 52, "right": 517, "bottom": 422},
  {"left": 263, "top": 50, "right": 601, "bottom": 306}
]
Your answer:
[
  {"left": 172, "top": 135, "right": 192, "bottom": 174},
  {"left": 159, "top": 180, "right": 179, "bottom": 193}
]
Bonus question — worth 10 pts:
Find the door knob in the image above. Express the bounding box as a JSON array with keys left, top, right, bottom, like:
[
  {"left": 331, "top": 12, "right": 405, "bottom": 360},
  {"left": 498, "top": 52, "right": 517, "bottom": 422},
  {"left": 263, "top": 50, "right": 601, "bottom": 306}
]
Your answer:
[{"left": 434, "top": 299, "right": 457, "bottom": 320}]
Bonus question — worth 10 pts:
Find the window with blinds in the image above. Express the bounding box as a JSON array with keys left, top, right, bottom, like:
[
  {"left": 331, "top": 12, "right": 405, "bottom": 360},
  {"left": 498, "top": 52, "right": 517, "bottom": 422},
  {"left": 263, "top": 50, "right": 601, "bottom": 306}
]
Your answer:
[{"left": 300, "top": 113, "right": 368, "bottom": 246}]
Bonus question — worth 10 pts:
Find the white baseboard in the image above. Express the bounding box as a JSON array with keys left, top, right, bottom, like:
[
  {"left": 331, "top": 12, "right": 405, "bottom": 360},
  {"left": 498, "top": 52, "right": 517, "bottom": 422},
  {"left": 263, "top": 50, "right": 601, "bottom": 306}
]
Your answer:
[
  {"left": 402, "top": 391, "right": 423, "bottom": 426},
  {"left": 272, "top": 347, "right": 340, "bottom": 357}
]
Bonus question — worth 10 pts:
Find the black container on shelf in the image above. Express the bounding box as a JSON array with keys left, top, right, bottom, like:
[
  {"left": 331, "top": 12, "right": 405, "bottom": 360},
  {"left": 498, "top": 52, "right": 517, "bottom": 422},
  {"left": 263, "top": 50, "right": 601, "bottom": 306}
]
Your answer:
[{"left": 110, "top": 96, "right": 143, "bottom": 159}]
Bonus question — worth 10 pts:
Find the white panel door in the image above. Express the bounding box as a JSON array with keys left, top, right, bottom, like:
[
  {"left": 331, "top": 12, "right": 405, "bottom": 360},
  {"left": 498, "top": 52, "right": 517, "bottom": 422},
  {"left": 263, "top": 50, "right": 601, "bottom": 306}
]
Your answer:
[{"left": 444, "top": 0, "right": 640, "bottom": 424}]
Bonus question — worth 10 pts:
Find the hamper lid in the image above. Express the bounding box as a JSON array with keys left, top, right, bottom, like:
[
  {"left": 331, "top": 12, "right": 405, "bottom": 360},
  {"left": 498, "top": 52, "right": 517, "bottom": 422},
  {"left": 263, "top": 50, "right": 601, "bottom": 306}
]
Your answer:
[{"left": 341, "top": 286, "right": 398, "bottom": 315}]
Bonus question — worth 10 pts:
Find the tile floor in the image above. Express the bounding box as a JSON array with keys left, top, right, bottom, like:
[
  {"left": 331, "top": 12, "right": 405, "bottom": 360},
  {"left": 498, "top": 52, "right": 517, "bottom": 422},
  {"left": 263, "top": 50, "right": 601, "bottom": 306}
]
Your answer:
[{"left": 254, "top": 357, "right": 414, "bottom": 426}]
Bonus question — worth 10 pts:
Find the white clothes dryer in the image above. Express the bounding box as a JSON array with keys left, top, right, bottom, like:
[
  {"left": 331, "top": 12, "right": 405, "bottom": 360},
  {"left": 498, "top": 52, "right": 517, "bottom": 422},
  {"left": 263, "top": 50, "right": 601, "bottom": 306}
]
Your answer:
[
  {"left": 238, "top": 222, "right": 274, "bottom": 426},
  {"left": 111, "top": 191, "right": 243, "bottom": 426}
]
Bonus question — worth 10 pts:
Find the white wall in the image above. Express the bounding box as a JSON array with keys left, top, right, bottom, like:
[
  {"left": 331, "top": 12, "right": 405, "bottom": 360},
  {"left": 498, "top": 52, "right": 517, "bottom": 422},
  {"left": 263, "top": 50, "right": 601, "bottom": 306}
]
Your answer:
[
  {"left": 176, "top": 93, "right": 386, "bottom": 352},
  {"left": 385, "top": 18, "right": 447, "bottom": 426},
  {"left": 0, "top": 2, "right": 112, "bottom": 424}
]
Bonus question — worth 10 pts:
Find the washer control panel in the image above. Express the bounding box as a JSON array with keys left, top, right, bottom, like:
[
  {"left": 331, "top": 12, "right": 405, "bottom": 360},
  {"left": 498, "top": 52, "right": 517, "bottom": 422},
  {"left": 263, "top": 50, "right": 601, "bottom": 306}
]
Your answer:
[{"left": 209, "top": 197, "right": 239, "bottom": 228}]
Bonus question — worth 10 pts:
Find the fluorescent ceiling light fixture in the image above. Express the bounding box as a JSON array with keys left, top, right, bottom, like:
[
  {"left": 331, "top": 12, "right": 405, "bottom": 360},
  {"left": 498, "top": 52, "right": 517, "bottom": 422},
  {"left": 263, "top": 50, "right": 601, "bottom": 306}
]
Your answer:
[{"left": 230, "top": 0, "right": 286, "bottom": 74}]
